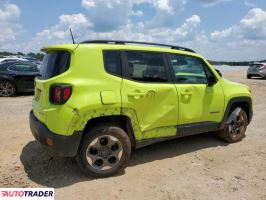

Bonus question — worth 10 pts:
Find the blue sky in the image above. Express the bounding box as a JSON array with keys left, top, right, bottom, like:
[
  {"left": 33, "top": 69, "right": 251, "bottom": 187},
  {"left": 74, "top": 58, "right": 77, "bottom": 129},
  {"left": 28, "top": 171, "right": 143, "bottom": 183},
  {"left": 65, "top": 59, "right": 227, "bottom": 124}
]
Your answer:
[{"left": 0, "top": 0, "right": 266, "bottom": 61}]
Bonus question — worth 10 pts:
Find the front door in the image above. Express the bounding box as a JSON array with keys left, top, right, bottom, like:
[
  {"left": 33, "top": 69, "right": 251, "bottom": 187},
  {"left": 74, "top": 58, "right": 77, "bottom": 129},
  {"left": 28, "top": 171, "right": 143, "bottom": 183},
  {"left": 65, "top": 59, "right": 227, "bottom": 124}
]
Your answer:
[
  {"left": 168, "top": 54, "right": 224, "bottom": 126},
  {"left": 121, "top": 51, "right": 178, "bottom": 140}
]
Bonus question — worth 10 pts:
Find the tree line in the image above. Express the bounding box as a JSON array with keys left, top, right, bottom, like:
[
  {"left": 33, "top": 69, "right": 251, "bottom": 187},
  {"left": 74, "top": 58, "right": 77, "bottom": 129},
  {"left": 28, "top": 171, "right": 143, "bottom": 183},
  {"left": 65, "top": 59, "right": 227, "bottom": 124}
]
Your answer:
[
  {"left": 0, "top": 51, "right": 45, "bottom": 61},
  {"left": 208, "top": 60, "right": 266, "bottom": 66}
]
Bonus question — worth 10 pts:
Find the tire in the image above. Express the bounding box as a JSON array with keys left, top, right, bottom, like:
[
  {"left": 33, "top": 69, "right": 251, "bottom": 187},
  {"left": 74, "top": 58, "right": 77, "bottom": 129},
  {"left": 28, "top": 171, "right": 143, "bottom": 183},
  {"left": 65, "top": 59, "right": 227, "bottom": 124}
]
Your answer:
[
  {"left": 247, "top": 75, "right": 251, "bottom": 79},
  {"left": 76, "top": 124, "right": 131, "bottom": 178},
  {"left": 217, "top": 108, "right": 248, "bottom": 143},
  {"left": 0, "top": 81, "right": 16, "bottom": 97}
]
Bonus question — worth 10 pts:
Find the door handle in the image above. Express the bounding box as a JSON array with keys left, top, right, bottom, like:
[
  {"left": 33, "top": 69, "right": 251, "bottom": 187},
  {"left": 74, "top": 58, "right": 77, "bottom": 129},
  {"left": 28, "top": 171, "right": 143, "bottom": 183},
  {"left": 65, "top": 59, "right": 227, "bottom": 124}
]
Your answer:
[
  {"left": 180, "top": 91, "right": 192, "bottom": 96},
  {"left": 127, "top": 92, "right": 145, "bottom": 98}
]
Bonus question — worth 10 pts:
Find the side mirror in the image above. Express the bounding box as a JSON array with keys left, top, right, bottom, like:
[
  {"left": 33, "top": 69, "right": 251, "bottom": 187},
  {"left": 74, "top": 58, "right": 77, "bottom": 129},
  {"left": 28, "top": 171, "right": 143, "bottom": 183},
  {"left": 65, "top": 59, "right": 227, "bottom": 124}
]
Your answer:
[
  {"left": 215, "top": 69, "right": 222, "bottom": 77},
  {"left": 208, "top": 76, "right": 217, "bottom": 86}
]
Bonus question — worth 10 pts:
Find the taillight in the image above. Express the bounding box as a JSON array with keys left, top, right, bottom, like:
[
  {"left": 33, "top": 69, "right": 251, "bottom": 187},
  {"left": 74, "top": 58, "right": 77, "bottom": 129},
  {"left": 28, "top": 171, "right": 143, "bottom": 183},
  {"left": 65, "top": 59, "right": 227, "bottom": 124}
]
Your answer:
[
  {"left": 50, "top": 84, "right": 72, "bottom": 104},
  {"left": 263, "top": 65, "right": 266, "bottom": 70}
]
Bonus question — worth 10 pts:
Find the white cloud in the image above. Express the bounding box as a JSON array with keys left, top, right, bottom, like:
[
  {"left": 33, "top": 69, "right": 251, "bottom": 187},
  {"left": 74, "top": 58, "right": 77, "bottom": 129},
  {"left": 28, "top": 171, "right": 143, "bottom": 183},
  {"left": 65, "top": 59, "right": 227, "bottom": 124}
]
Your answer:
[
  {"left": 2, "top": 0, "right": 264, "bottom": 61},
  {"left": 240, "top": 8, "right": 266, "bottom": 39},
  {"left": 0, "top": 2, "right": 20, "bottom": 21},
  {"left": 81, "top": 0, "right": 96, "bottom": 8},
  {"left": 211, "top": 8, "right": 266, "bottom": 40},
  {"left": 25, "top": 13, "right": 92, "bottom": 52},
  {"left": 244, "top": 0, "right": 256, "bottom": 8},
  {"left": 196, "top": 0, "right": 232, "bottom": 7},
  {"left": 81, "top": 0, "right": 187, "bottom": 30},
  {"left": 59, "top": 13, "right": 90, "bottom": 27},
  {"left": 152, "top": 0, "right": 175, "bottom": 14},
  {"left": 81, "top": 0, "right": 132, "bottom": 31},
  {"left": 130, "top": 10, "right": 144, "bottom": 17},
  {"left": 174, "top": 15, "right": 201, "bottom": 40},
  {"left": 135, "top": 0, "right": 186, "bottom": 14},
  {"left": 24, "top": 12, "right": 204, "bottom": 53},
  {"left": 208, "top": 8, "right": 266, "bottom": 60},
  {"left": 211, "top": 26, "right": 235, "bottom": 40},
  {"left": 145, "top": 0, "right": 187, "bottom": 28},
  {"left": 0, "top": 2, "right": 22, "bottom": 45}
]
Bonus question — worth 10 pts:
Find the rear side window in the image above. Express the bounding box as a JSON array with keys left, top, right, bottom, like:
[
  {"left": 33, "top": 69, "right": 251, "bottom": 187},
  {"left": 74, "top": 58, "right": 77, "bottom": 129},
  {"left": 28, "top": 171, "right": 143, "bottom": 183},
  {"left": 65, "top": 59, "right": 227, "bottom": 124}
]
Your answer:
[
  {"left": 8, "top": 63, "right": 39, "bottom": 72},
  {"left": 125, "top": 51, "right": 168, "bottom": 83},
  {"left": 103, "top": 51, "right": 122, "bottom": 76},
  {"left": 0, "top": 62, "right": 15, "bottom": 71},
  {"left": 40, "top": 51, "right": 70, "bottom": 79}
]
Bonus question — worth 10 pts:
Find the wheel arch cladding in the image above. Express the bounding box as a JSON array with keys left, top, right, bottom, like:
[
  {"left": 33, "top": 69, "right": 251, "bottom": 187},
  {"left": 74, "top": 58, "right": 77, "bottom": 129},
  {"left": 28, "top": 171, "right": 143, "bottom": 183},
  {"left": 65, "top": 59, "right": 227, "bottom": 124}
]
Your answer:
[
  {"left": 221, "top": 96, "right": 252, "bottom": 128},
  {"left": 82, "top": 115, "right": 136, "bottom": 148}
]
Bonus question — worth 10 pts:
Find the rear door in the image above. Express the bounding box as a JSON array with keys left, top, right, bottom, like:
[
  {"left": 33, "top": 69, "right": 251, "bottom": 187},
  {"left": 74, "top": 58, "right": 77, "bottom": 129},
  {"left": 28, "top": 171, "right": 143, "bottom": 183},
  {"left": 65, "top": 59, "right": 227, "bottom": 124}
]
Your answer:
[{"left": 121, "top": 51, "right": 178, "bottom": 140}]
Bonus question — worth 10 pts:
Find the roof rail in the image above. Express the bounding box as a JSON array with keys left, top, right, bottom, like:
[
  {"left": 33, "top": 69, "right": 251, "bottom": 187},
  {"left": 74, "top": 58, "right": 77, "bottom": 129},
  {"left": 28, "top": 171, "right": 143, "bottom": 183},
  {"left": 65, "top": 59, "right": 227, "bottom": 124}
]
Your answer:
[{"left": 80, "top": 40, "right": 196, "bottom": 53}]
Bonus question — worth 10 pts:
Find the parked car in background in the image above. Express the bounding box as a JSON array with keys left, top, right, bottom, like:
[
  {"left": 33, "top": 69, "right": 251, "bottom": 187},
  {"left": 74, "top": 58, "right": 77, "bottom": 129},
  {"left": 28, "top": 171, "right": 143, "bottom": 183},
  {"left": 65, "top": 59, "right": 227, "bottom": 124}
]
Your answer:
[
  {"left": 0, "top": 61, "right": 40, "bottom": 97},
  {"left": 0, "top": 57, "right": 28, "bottom": 63},
  {"left": 23, "top": 56, "right": 42, "bottom": 66},
  {"left": 247, "top": 62, "right": 266, "bottom": 79}
]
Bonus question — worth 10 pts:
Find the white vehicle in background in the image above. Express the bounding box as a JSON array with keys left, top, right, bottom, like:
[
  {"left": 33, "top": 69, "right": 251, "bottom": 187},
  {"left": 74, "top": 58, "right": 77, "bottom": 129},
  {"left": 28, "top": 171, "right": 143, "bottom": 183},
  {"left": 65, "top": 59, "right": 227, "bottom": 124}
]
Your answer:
[
  {"left": 0, "top": 56, "right": 28, "bottom": 63},
  {"left": 247, "top": 62, "right": 266, "bottom": 79}
]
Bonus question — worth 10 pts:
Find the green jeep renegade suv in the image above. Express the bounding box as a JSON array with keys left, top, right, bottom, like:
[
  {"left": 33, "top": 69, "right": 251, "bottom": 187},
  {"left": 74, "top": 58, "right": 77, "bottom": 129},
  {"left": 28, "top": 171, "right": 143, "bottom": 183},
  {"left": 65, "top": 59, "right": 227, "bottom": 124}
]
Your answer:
[{"left": 29, "top": 40, "right": 253, "bottom": 177}]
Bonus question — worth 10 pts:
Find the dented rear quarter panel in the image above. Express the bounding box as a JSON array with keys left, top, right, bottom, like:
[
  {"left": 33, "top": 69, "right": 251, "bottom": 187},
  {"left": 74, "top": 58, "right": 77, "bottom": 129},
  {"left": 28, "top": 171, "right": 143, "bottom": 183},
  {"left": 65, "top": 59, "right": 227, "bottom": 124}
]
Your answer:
[{"left": 34, "top": 45, "right": 123, "bottom": 136}]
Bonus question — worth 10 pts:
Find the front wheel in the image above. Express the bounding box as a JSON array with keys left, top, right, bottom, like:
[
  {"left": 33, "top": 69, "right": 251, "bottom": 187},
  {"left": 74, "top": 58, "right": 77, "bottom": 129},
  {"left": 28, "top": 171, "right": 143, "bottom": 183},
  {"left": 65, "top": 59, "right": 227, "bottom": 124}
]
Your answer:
[
  {"left": 76, "top": 124, "right": 131, "bottom": 178},
  {"left": 0, "top": 81, "right": 16, "bottom": 97},
  {"left": 217, "top": 108, "right": 248, "bottom": 143}
]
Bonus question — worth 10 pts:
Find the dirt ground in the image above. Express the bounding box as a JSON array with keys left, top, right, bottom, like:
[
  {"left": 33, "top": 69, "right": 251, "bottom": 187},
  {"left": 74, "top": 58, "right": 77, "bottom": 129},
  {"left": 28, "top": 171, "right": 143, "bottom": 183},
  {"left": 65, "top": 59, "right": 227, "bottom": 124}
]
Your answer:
[{"left": 0, "top": 69, "right": 266, "bottom": 200}]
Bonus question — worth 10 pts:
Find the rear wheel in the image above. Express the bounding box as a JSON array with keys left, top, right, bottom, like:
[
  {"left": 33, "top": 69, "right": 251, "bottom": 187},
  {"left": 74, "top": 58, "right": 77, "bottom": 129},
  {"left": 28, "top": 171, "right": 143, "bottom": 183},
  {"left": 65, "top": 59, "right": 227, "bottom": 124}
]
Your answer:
[
  {"left": 76, "top": 124, "right": 131, "bottom": 178},
  {"left": 0, "top": 81, "right": 16, "bottom": 97},
  {"left": 247, "top": 75, "right": 251, "bottom": 79},
  {"left": 217, "top": 108, "right": 248, "bottom": 143}
]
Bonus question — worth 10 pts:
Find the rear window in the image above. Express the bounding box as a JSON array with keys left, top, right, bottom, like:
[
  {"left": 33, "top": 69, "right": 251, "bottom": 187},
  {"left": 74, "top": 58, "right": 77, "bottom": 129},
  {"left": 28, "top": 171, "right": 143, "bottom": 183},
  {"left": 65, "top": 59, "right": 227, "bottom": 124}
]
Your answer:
[
  {"left": 250, "top": 64, "right": 263, "bottom": 68},
  {"left": 40, "top": 51, "right": 70, "bottom": 79}
]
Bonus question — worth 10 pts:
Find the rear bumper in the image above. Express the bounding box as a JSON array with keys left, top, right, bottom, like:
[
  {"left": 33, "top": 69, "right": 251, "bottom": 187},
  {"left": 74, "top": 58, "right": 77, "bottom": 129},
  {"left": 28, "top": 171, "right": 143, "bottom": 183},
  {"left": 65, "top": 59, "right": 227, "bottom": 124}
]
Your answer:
[
  {"left": 247, "top": 72, "right": 266, "bottom": 77},
  {"left": 29, "top": 111, "right": 82, "bottom": 157}
]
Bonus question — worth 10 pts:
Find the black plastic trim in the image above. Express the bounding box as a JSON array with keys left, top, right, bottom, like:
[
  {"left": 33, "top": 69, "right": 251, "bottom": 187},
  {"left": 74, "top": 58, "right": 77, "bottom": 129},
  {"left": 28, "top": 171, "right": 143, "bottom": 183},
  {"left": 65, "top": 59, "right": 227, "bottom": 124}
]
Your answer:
[
  {"left": 29, "top": 111, "right": 82, "bottom": 157},
  {"left": 220, "top": 96, "right": 253, "bottom": 128},
  {"left": 178, "top": 122, "right": 220, "bottom": 136},
  {"left": 81, "top": 40, "right": 196, "bottom": 53},
  {"left": 136, "top": 136, "right": 178, "bottom": 149}
]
